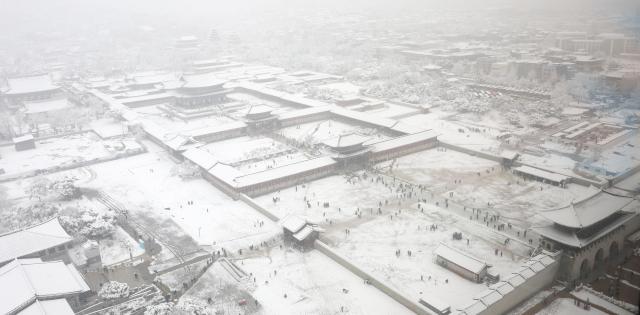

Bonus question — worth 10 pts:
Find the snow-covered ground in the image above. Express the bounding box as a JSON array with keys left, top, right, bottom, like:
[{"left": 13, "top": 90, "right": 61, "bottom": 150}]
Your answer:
[
  {"left": 255, "top": 173, "right": 402, "bottom": 225},
  {"left": 238, "top": 247, "right": 416, "bottom": 315},
  {"left": 0, "top": 132, "right": 141, "bottom": 176},
  {"left": 537, "top": 298, "right": 607, "bottom": 315},
  {"left": 200, "top": 136, "right": 302, "bottom": 167},
  {"left": 133, "top": 105, "right": 235, "bottom": 132},
  {"left": 277, "top": 119, "right": 390, "bottom": 145},
  {"left": 226, "top": 92, "right": 296, "bottom": 116},
  {"left": 572, "top": 288, "right": 636, "bottom": 315},
  {"left": 379, "top": 148, "right": 594, "bottom": 226},
  {"left": 99, "top": 225, "right": 145, "bottom": 266},
  {"left": 519, "top": 153, "right": 600, "bottom": 182},
  {"left": 182, "top": 260, "right": 258, "bottom": 314},
  {"left": 324, "top": 203, "right": 529, "bottom": 311},
  {"left": 254, "top": 170, "right": 533, "bottom": 310},
  {"left": 156, "top": 259, "right": 209, "bottom": 291},
  {"left": 356, "top": 102, "right": 419, "bottom": 119},
  {"left": 401, "top": 112, "right": 502, "bottom": 152},
  {"left": 317, "top": 81, "right": 362, "bottom": 95},
  {"left": 80, "top": 141, "right": 281, "bottom": 253}
]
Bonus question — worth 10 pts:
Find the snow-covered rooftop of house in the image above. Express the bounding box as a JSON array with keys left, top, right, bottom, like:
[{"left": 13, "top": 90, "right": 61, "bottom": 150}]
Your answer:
[
  {"left": 0, "top": 217, "right": 72, "bottom": 265},
  {"left": 186, "top": 122, "right": 248, "bottom": 139},
  {"left": 513, "top": 266, "right": 536, "bottom": 279},
  {"left": 280, "top": 215, "right": 306, "bottom": 233},
  {"left": 489, "top": 281, "right": 514, "bottom": 296},
  {"left": 513, "top": 165, "right": 568, "bottom": 183},
  {"left": 17, "top": 299, "right": 74, "bottom": 315},
  {"left": 457, "top": 299, "right": 486, "bottom": 315},
  {"left": 246, "top": 104, "right": 274, "bottom": 116},
  {"left": 500, "top": 150, "right": 519, "bottom": 161},
  {"left": 12, "top": 134, "right": 34, "bottom": 143},
  {"left": 435, "top": 243, "right": 488, "bottom": 274},
  {"left": 180, "top": 73, "right": 226, "bottom": 89},
  {"left": 182, "top": 147, "right": 218, "bottom": 170},
  {"left": 613, "top": 170, "right": 640, "bottom": 193},
  {"left": 234, "top": 156, "right": 336, "bottom": 188},
  {"left": 531, "top": 253, "right": 556, "bottom": 266},
  {"left": 460, "top": 252, "right": 557, "bottom": 313},
  {"left": 523, "top": 260, "right": 546, "bottom": 272},
  {"left": 331, "top": 107, "right": 397, "bottom": 128},
  {"left": 119, "top": 92, "right": 173, "bottom": 105},
  {"left": 505, "top": 273, "right": 526, "bottom": 287},
  {"left": 389, "top": 121, "right": 426, "bottom": 135},
  {"left": 163, "top": 134, "right": 193, "bottom": 151},
  {"left": 371, "top": 130, "right": 438, "bottom": 153},
  {"left": 474, "top": 289, "right": 502, "bottom": 305},
  {"left": 208, "top": 162, "right": 243, "bottom": 184},
  {"left": 534, "top": 211, "right": 637, "bottom": 248},
  {"left": 277, "top": 106, "right": 331, "bottom": 121},
  {"left": 23, "top": 98, "right": 73, "bottom": 115},
  {"left": 0, "top": 258, "right": 89, "bottom": 315},
  {"left": 322, "top": 133, "right": 370, "bottom": 148},
  {"left": 5, "top": 75, "right": 59, "bottom": 95},
  {"left": 131, "top": 72, "right": 176, "bottom": 86},
  {"left": 293, "top": 225, "right": 315, "bottom": 241},
  {"left": 538, "top": 189, "right": 634, "bottom": 228}
]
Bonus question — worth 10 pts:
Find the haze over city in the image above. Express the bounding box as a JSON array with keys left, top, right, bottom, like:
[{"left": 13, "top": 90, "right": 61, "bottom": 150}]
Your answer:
[{"left": 0, "top": 1, "right": 639, "bottom": 314}]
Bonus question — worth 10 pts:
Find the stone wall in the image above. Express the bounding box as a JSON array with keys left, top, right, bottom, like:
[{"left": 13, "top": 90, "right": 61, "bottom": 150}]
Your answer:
[{"left": 314, "top": 240, "right": 432, "bottom": 315}]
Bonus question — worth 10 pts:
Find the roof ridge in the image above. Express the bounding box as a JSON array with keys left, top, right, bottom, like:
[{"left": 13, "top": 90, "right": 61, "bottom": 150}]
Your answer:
[
  {"left": 24, "top": 229, "right": 72, "bottom": 240},
  {"left": 16, "top": 260, "right": 38, "bottom": 305}
]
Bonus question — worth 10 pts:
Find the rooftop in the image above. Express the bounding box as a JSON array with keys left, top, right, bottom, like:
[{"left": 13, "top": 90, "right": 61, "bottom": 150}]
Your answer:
[
  {"left": 0, "top": 217, "right": 73, "bottom": 265},
  {"left": 435, "top": 243, "right": 488, "bottom": 274},
  {"left": 538, "top": 189, "right": 635, "bottom": 229},
  {"left": 5, "top": 75, "right": 59, "bottom": 96},
  {"left": 234, "top": 156, "right": 336, "bottom": 188},
  {"left": 534, "top": 211, "right": 637, "bottom": 248},
  {"left": 513, "top": 165, "right": 569, "bottom": 184},
  {"left": 322, "top": 133, "right": 371, "bottom": 149},
  {"left": 23, "top": 98, "right": 73, "bottom": 115},
  {"left": 246, "top": 104, "right": 274, "bottom": 117},
  {"left": 0, "top": 258, "right": 89, "bottom": 314},
  {"left": 180, "top": 73, "right": 226, "bottom": 90},
  {"left": 281, "top": 216, "right": 307, "bottom": 234}
]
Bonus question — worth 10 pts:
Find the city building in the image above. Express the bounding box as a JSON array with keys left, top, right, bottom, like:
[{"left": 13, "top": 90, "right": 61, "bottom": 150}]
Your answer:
[
  {"left": 435, "top": 243, "right": 490, "bottom": 283},
  {"left": 1, "top": 74, "right": 60, "bottom": 108},
  {"left": 0, "top": 258, "right": 91, "bottom": 314},
  {"left": 533, "top": 189, "right": 640, "bottom": 284},
  {"left": 0, "top": 217, "right": 74, "bottom": 266}
]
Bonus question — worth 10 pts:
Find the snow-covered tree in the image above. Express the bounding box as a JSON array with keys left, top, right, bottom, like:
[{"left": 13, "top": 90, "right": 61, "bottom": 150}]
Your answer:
[
  {"left": 144, "top": 303, "right": 175, "bottom": 315},
  {"left": 60, "top": 207, "right": 117, "bottom": 239},
  {"left": 144, "top": 299, "right": 213, "bottom": 315},
  {"left": 50, "top": 178, "right": 81, "bottom": 200},
  {"left": 99, "top": 281, "right": 130, "bottom": 300},
  {"left": 170, "top": 161, "right": 200, "bottom": 178},
  {"left": 0, "top": 203, "right": 60, "bottom": 231},
  {"left": 175, "top": 298, "right": 212, "bottom": 315},
  {"left": 26, "top": 176, "right": 51, "bottom": 199}
]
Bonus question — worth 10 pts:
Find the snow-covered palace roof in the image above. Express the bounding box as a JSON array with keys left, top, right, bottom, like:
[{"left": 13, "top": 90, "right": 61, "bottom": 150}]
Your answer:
[
  {"left": 0, "top": 217, "right": 73, "bottom": 265},
  {"left": 5, "top": 74, "right": 59, "bottom": 95},
  {"left": 435, "top": 243, "right": 488, "bottom": 275},
  {"left": 538, "top": 189, "right": 635, "bottom": 229},
  {"left": 0, "top": 258, "right": 89, "bottom": 314}
]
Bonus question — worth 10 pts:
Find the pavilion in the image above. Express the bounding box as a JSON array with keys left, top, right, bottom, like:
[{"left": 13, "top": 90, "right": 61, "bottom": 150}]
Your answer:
[{"left": 532, "top": 188, "right": 639, "bottom": 283}]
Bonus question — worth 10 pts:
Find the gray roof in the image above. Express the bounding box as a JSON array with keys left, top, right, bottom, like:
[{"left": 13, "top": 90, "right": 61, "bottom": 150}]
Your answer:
[{"left": 538, "top": 189, "right": 634, "bottom": 228}]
